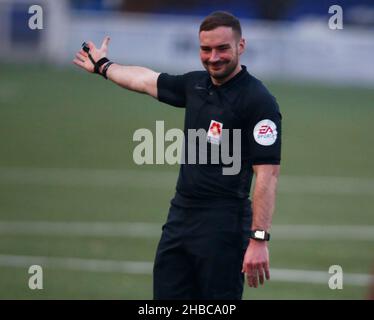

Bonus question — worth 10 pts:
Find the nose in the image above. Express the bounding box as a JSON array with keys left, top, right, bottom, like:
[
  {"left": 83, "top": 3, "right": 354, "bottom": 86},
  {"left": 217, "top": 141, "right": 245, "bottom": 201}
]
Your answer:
[{"left": 209, "top": 49, "right": 220, "bottom": 63}]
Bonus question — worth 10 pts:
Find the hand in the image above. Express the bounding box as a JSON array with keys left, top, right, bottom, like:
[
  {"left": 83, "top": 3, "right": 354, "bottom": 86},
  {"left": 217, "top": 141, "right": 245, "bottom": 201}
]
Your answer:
[
  {"left": 242, "top": 240, "right": 270, "bottom": 288},
  {"left": 73, "top": 36, "right": 110, "bottom": 73}
]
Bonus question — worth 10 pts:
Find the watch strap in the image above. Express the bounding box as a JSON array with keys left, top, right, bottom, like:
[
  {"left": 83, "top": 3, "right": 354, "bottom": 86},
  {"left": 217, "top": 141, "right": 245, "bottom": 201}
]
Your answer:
[{"left": 249, "top": 230, "right": 270, "bottom": 241}]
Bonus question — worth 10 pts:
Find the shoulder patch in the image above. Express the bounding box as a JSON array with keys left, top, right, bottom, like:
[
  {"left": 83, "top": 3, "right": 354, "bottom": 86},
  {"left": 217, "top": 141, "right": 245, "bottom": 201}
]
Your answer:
[{"left": 253, "top": 119, "right": 277, "bottom": 146}]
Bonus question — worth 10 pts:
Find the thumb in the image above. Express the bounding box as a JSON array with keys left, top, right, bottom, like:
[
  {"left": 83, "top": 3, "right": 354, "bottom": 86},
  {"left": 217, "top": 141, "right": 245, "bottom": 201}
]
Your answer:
[{"left": 101, "top": 36, "right": 110, "bottom": 50}]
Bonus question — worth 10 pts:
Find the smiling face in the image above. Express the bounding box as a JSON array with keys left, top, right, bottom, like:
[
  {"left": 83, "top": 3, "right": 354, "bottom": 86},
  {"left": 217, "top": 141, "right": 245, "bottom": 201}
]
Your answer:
[{"left": 199, "top": 26, "right": 245, "bottom": 85}]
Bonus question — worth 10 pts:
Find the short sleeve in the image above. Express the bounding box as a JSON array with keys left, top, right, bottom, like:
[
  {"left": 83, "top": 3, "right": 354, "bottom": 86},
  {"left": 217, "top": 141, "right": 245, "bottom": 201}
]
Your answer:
[
  {"left": 157, "top": 73, "right": 187, "bottom": 108},
  {"left": 247, "top": 93, "right": 282, "bottom": 165}
]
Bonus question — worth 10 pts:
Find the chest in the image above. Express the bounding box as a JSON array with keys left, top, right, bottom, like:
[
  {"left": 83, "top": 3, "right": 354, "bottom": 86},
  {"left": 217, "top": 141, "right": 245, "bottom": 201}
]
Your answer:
[{"left": 185, "top": 90, "right": 243, "bottom": 133}]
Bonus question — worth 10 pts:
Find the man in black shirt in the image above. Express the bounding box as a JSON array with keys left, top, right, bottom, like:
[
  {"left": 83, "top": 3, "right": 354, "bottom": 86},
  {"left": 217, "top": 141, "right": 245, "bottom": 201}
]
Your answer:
[{"left": 74, "top": 11, "right": 281, "bottom": 299}]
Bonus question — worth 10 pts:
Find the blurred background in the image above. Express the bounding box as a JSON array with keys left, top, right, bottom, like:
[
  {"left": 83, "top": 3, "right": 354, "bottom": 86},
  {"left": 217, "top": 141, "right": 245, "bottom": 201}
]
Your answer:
[{"left": 0, "top": 0, "right": 373, "bottom": 299}]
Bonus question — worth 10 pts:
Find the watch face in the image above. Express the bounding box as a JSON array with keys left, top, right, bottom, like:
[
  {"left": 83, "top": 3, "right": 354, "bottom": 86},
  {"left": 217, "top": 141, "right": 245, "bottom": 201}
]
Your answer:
[{"left": 254, "top": 230, "right": 265, "bottom": 239}]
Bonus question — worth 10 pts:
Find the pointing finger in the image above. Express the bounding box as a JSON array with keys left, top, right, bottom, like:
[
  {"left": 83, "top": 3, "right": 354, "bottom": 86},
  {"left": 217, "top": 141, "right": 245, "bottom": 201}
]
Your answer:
[{"left": 101, "top": 36, "right": 110, "bottom": 50}]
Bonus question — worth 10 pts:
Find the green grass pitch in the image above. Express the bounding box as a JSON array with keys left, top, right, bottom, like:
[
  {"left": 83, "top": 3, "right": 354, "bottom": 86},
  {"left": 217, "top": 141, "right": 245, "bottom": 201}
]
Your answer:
[{"left": 0, "top": 64, "right": 373, "bottom": 299}]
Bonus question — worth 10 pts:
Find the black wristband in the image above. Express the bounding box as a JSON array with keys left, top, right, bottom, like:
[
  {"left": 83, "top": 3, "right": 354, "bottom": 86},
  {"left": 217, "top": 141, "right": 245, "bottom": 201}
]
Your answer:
[
  {"left": 94, "top": 57, "right": 109, "bottom": 74},
  {"left": 102, "top": 61, "right": 114, "bottom": 79},
  {"left": 81, "top": 42, "right": 110, "bottom": 76}
]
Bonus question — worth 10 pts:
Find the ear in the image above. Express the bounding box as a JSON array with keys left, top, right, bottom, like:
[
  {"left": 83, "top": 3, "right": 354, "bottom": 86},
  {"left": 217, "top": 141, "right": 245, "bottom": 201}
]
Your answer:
[{"left": 238, "top": 38, "right": 245, "bottom": 55}]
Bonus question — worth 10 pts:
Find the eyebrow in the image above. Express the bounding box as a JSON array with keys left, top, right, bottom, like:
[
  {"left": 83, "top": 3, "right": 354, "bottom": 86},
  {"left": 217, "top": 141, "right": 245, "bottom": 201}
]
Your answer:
[{"left": 200, "top": 44, "right": 231, "bottom": 50}]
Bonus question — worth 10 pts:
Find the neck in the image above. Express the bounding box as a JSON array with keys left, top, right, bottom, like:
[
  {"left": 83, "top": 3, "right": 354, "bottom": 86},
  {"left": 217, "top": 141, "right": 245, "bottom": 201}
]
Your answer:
[{"left": 211, "top": 64, "right": 242, "bottom": 86}]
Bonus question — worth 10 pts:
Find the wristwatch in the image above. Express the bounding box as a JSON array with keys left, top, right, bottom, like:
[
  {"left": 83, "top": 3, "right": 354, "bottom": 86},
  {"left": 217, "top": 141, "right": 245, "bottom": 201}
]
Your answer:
[{"left": 249, "top": 230, "right": 270, "bottom": 241}]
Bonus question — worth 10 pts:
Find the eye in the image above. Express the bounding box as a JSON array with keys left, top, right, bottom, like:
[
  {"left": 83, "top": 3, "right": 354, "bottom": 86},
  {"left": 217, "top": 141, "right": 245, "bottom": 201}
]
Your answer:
[
  {"left": 217, "top": 46, "right": 230, "bottom": 52},
  {"left": 200, "top": 47, "right": 211, "bottom": 52}
]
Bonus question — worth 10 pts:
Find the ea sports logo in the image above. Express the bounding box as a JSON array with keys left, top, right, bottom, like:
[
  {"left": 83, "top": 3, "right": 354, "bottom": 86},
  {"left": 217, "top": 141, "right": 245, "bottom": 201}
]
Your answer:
[
  {"left": 253, "top": 119, "right": 277, "bottom": 146},
  {"left": 259, "top": 125, "right": 273, "bottom": 135}
]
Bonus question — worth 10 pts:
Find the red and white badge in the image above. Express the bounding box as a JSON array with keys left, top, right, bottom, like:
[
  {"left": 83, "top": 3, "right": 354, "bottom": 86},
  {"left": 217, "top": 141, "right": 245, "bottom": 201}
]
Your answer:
[
  {"left": 207, "top": 120, "right": 223, "bottom": 145},
  {"left": 253, "top": 119, "right": 277, "bottom": 146}
]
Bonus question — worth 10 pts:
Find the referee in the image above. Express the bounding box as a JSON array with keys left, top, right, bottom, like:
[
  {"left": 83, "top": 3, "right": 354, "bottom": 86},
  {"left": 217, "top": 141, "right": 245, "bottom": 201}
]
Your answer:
[{"left": 73, "top": 11, "right": 282, "bottom": 300}]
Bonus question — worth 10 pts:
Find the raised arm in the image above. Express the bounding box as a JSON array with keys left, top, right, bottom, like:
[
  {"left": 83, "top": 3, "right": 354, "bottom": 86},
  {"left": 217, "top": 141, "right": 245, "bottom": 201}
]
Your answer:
[
  {"left": 73, "top": 36, "right": 160, "bottom": 98},
  {"left": 242, "top": 164, "right": 280, "bottom": 288}
]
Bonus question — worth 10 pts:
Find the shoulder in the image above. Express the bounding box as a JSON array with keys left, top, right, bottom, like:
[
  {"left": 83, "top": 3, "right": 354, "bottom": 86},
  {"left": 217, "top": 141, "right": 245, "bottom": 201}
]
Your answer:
[
  {"left": 183, "top": 70, "right": 209, "bottom": 85},
  {"left": 245, "top": 74, "right": 280, "bottom": 115},
  {"left": 158, "top": 70, "right": 208, "bottom": 88},
  {"left": 159, "top": 70, "right": 207, "bottom": 81},
  {"left": 247, "top": 74, "right": 276, "bottom": 103}
]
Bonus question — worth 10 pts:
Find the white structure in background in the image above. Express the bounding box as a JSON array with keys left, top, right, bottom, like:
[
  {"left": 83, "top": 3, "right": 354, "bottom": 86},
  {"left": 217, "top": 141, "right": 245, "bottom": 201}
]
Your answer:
[
  {"left": 0, "top": 0, "right": 373, "bottom": 86},
  {"left": 0, "top": 0, "right": 69, "bottom": 63}
]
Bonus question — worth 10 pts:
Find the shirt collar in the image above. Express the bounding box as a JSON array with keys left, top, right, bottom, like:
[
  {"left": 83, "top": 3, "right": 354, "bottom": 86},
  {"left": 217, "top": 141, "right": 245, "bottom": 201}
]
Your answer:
[{"left": 208, "top": 65, "right": 249, "bottom": 90}]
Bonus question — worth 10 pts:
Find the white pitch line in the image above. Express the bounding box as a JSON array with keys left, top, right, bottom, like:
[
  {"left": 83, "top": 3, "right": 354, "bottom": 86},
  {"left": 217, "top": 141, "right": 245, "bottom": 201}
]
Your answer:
[
  {"left": 1, "top": 166, "right": 374, "bottom": 195},
  {"left": 0, "top": 221, "right": 373, "bottom": 241},
  {"left": 269, "top": 268, "right": 373, "bottom": 287},
  {"left": 0, "top": 167, "right": 177, "bottom": 189},
  {"left": 0, "top": 221, "right": 162, "bottom": 238},
  {"left": 0, "top": 254, "right": 372, "bottom": 287},
  {"left": 272, "top": 225, "right": 374, "bottom": 241},
  {"left": 0, "top": 254, "right": 152, "bottom": 275}
]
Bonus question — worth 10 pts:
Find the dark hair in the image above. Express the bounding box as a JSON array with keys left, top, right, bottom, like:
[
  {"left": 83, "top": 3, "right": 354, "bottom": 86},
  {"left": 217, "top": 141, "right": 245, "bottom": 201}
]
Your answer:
[{"left": 199, "top": 11, "right": 242, "bottom": 38}]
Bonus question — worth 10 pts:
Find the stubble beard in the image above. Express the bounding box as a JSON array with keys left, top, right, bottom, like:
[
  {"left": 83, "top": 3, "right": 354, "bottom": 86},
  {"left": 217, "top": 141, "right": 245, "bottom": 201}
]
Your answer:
[{"left": 205, "top": 55, "right": 239, "bottom": 82}]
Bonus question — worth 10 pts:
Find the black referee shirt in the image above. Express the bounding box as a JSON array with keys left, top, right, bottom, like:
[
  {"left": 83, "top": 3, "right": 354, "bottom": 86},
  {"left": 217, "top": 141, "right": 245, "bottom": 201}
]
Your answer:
[{"left": 157, "top": 65, "right": 282, "bottom": 208}]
